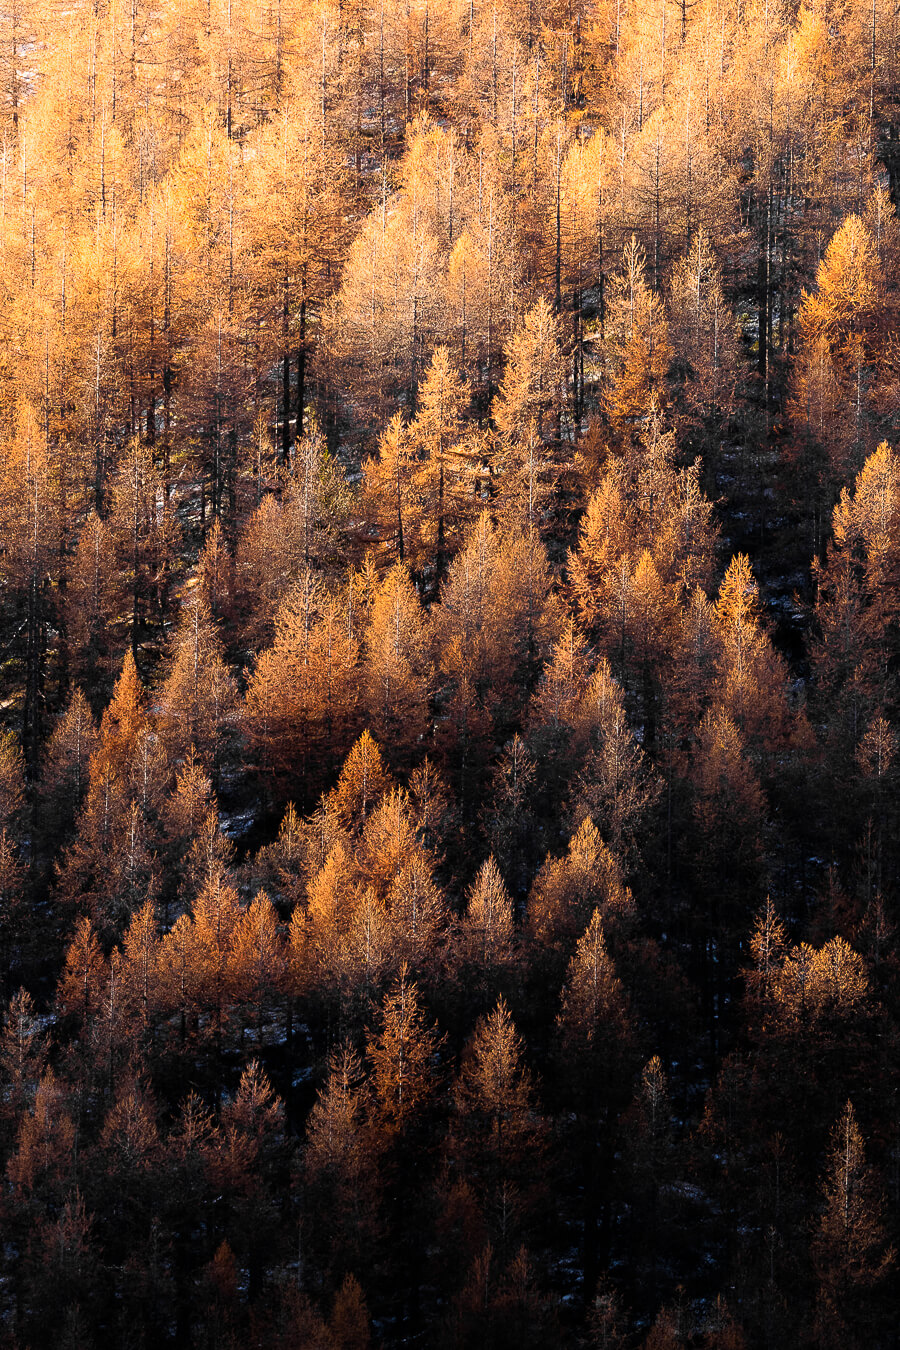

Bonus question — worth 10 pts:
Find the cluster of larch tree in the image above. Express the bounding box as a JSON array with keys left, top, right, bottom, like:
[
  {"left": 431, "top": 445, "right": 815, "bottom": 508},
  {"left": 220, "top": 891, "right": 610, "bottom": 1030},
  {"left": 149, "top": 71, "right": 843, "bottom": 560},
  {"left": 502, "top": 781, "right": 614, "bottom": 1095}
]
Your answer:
[{"left": 0, "top": 0, "right": 899, "bottom": 1344}]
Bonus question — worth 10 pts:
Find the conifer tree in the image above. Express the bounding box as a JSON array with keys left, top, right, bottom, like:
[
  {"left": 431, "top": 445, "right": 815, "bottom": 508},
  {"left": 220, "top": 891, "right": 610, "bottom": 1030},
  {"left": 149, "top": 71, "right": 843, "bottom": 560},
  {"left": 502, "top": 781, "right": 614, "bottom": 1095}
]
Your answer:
[
  {"left": 452, "top": 996, "right": 546, "bottom": 1245},
  {"left": 811, "top": 1101, "right": 895, "bottom": 1348},
  {"left": 456, "top": 856, "right": 516, "bottom": 1008},
  {"left": 304, "top": 1042, "right": 381, "bottom": 1281},
  {"left": 361, "top": 563, "right": 431, "bottom": 765},
  {"left": 558, "top": 907, "right": 637, "bottom": 1296},
  {"left": 362, "top": 413, "right": 416, "bottom": 563},
  {"left": 493, "top": 297, "right": 567, "bottom": 448},
  {"left": 712, "top": 553, "right": 792, "bottom": 764},
  {"left": 228, "top": 892, "right": 284, "bottom": 1045},
  {"left": 157, "top": 594, "right": 237, "bottom": 773},
  {"left": 41, "top": 689, "right": 99, "bottom": 840},
  {"left": 410, "top": 344, "right": 474, "bottom": 583},
  {"left": 367, "top": 965, "right": 441, "bottom": 1135},
  {"left": 243, "top": 575, "right": 359, "bottom": 798},
  {"left": 601, "top": 236, "right": 672, "bottom": 440}
]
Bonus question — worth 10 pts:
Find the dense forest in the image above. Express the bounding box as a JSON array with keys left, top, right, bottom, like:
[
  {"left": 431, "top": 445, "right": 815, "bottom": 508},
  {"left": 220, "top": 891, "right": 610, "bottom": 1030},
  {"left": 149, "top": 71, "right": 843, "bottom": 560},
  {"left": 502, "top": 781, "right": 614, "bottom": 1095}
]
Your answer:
[{"left": 0, "top": 0, "right": 897, "bottom": 1343}]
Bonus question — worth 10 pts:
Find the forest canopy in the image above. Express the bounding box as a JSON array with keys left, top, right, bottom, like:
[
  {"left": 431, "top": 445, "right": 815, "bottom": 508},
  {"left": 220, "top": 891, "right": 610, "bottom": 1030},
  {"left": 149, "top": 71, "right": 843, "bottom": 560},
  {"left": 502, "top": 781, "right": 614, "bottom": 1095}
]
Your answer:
[{"left": 0, "top": 0, "right": 897, "bottom": 1344}]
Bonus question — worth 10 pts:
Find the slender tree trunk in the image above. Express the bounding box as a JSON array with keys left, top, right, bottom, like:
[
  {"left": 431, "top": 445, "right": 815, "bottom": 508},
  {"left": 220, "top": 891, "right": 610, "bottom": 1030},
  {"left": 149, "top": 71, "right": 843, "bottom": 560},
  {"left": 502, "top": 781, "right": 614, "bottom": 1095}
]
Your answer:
[
  {"left": 296, "top": 296, "right": 307, "bottom": 440},
  {"left": 758, "top": 188, "right": 769, "bottom": 392},
  {"left": 282, "top": 272, "right": 291, "bottom": 464},
  {"left": 23, "top": 572, "right": 45, "bottom": 773}
]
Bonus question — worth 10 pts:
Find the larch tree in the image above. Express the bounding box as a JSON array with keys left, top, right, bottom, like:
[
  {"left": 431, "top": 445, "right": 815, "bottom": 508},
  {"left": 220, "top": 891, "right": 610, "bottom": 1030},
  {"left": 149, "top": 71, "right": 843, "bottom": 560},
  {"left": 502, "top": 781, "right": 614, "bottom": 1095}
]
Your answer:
[
  {"left": 527, "top": 815, "right": 634, "bottom": 966},
  {"left": 233, "top": 495, "right": 309, "bottom": 650},
  {"left": 243, "top": 574, "right": 359, "bottom": 800},
  {"left": 366, "top": 964, "right": 442, "bottom": 1136},
  {"left": 0, "top": 403, "right": 63, "bottom": 768},
  {"left": 156, "top": 593, "right": 237, "bottom": 776},
  {"left": 811, "top": 1100, "right": 895, "bottom": 1349},
  {"left": 106, "top": 439, "right": 181, "bottom": 660},
  {"left": 362, "top": 413, "right": 417, "bottom": 564},
  {"left": 65, "top": 513, "right": 120, "bottom": 689},
  {"left": 570, "top": 656, "right": 661, "bottom": 865},
  {"left": 0, "top": 0, "right": 36, "bottom": 139},
  {"left": 600, "top": 235, "right": 672, "bottom": 442},
  {"left": 712, "top": 552, "right": 792, "bottom": 766},
  {"left": 117, "top": 900, "right": 162, "bottom": 1055},
  {"left": 361, "top": 562, "right": 431, "bottom": 767},
  {"left": 743, "top": 896, "right": 789, "bottom": 1016},
  {"left": 491, "top": 297, "right": 568, "bottom": 533},
  {"left": 451, "top": 996, "right": 546, "bottom": 1246},
  {"left": 57, "top": 915, "right": 107, "bottom": 1026},
  {"left": 40, "top": 688, "right": 99, "bottom": 841},
  {"left": 322, "top": 172, "right": 444, "bottom": 418},
  {"left": 56, "top": 653, "right": 165, "bottom": 938},
  {"left": 493, "top": 297, "right": 567, "bottom": 446},
  {"left": 329, "top": 730, "right": 393, "bottom": 833},
  {"left": 667, "top": 228, "right": 743, "bottom": 470},
  {"left": 303, "top": 1041, "right": 382, "bottom": 1283},
  {"left": 854, "top": 713, "right": 897, "bottom": 903},
  {"left": 328, "top": 1272, "right": 372, "bottom": 1350},
  {"left": 456, "top": 855, "right": 516, "bottom": 1008},
  {"left": 550, "top": 128, "right": 618, "bottom": 420},
  {"left": 0, "top": 730, "right": 25, "bottom": 842},
  {"left": 811, "top": 442, "right": 900, "bottom": 749},
  {"left": 218, "top": 1059, "right": 288, "bottom": 1301},
  {"left": 228, "top": 892, "right": 285, "bottom": 1045},
  {"left": 786, "top": 213, "right": 885, "bottom": 554},
  {"left": 688, "top": 704, "right": 768, "bottom": 1050},
  {"left": 435, "top": 512, "right": 563, "bottom": 763},
  {"left": 243, "top": 97, "right": 344, "bottom": 462},
  {"left": 528, "top": 620, "right": 593, "bottom": 757},
  {"left": 408, "top": 344, "right": 474, "bottom": 585},
  {"left": 557, "top": 906, "right": 637, "bottom": 1298},
  {"left": 481, "top": 733, "right": 538, "bottom": 890},
  {"left": 0, "top": 987, "right": 48, "bottom": 1137}
]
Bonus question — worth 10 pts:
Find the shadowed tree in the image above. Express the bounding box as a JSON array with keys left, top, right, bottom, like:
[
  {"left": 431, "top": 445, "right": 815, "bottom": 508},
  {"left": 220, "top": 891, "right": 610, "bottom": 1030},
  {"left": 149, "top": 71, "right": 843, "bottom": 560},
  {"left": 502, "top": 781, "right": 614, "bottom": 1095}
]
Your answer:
[
  {"left": 557, "top": 908, "right": 637, "bottom": 1298},
  {"left": 303, "top": 1042, "right": 382, "bottom": 1284},
  {"left": 811, "top": 1100, "right": 895, "bottom": 1348},
  {"left": 451, "top": 997, "right": 546, "bottom": 1252}
]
